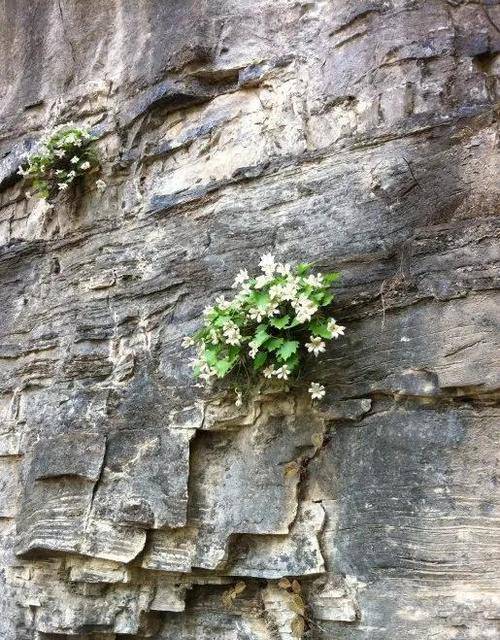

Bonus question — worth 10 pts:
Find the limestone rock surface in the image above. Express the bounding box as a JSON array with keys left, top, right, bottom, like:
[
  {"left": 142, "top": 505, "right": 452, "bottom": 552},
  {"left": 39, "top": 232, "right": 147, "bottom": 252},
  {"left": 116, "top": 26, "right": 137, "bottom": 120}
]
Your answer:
[{"left": 0, "top": 1, "right": 499, "bottom": 639}]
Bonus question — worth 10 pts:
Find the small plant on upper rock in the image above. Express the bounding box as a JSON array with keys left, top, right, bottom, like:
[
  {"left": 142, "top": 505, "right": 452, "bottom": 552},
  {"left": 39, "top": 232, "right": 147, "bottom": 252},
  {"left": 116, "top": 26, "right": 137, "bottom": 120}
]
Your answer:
[
  {"left": 182, "top": 254, "right": 346, "bottom": 402},
  {"left": 18, "top": 123, "right": 100, "bottom": 202}
]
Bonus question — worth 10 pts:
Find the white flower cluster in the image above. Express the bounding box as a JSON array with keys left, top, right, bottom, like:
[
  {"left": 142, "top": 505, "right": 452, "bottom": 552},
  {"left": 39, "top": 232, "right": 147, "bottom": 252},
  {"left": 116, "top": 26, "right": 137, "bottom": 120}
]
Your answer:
[
  {"left": 17, "top": 124, "right": 100, "bottom": 202},
  {"left": 183, "top": 254, "right": 346, "bottom": 401}
]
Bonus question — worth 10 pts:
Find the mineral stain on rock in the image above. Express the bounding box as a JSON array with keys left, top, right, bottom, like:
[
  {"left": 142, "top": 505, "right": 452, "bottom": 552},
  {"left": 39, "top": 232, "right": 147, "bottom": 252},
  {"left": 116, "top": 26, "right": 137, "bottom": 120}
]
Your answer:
[{"left": 0, "top": 1, "right": 499, "bottom": 638}]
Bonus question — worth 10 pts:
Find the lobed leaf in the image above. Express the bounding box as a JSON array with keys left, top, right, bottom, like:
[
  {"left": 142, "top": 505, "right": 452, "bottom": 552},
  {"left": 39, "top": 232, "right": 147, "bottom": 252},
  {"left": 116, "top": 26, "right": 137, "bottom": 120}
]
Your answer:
[
  {"left": 278, "top": 340, "right": 299, "bottom": 361},
  {"left": 252, "top": 326, "right": 270, "bottom": 347},
  {"left": 296, "top": 262, "right": 312, "bottom": 275},
  {"left": 269, "top": 314, "right": 290, "bottom": 329},
  {"left": 309, "top": 320, "right": 332, "bottom": 339},
  {"left": 214, "top": 358, "right": 234, "bottom": 377},
  {"left": 266, "top": 337, "right": 284, "bottom": 352},
  {"left": 253, "top": 351, "right": 267, "bottom": 370},
  {"left": 254, "top": 290, "right": 270, "bottom": 309},
  {"left": 323, "top": 271, "right": 341, "bottom": 285}
]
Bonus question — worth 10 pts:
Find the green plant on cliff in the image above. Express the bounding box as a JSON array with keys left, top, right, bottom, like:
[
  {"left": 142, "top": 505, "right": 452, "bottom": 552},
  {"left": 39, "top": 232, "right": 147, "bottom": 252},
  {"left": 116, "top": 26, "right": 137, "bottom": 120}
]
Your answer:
[
  {"left": 18, "top": 123, "right": 100, "bottom": 202},
  {"left": 183, "top": 254, "right": 346, "bottom": 402}
]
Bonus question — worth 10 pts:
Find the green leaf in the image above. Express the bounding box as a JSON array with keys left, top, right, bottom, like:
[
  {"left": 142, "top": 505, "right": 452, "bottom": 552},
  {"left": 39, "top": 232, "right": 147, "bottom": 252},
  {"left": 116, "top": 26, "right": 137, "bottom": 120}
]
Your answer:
[
  {"left": 194, "top": 327, "right": 208, "bottom": 341},
  {"left": 287, "top": 353, "right": 300, "bottom": 372},
  {"left": 266, "top": 337, "right": 284, "bottom": 352},
  {"left": 278, "top": 340, "right": 299, "bottom": 361},
  {"left": 252, "top": 326, "right": 270, "bottom": 348},
  {"left": 309, "top": 290, "right": 323, "bottom": 305},
  {"left": 213, "top": 315, "right": 229, "bottom": 327},
  {"left": 269, "top": 314, "right": 290, "bottom": 329},
  {"left": 288, "top": 316, "right": 303, "bottom": 328},
  {"left": 227, "top": 346, "right": 241, "bottom": 361},
  {"left": 253, "top": 351, "right": 267, "bottom": 370},
  {"left": 319, "top": 292, "right": 334, "bottom": 306},
  {"left": 214, "top": 358, "right": 234, "bottom": 378},
  {"left": 204, "top": 347, "right": 219, "bottom": 366},
  {"left": 310, "top": 290, "right": 334, "bottom": 307},
  {"left": 296, "top": 263, "right": 312, "bottom": 275},
  {"left": 323, "top": 272, "right": 341, "bottom": 285},
  {"left": 254, "top": 291, "right": 270, "bottom": 309},
  {"left": 309, "top": 320, "right": 332, "bottom": 339},
  {"left": 244, "top": 288, "right": 257, "bottom": 303}
]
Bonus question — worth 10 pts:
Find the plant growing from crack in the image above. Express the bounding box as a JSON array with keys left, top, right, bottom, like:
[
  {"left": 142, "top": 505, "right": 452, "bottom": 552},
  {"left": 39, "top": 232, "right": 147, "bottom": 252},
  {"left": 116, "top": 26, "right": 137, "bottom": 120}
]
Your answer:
[
  {"left": 18, "top": 123, "right": 103, "bottom": 203},
  {"left": 221, "top": 580, "right": 247, "bottom": 608},
  {"left": 183, "top": 254, "right": 346, "bottom": 402},
  {"left": 278, "top": 578, "right": 307, "bottom": 638}
]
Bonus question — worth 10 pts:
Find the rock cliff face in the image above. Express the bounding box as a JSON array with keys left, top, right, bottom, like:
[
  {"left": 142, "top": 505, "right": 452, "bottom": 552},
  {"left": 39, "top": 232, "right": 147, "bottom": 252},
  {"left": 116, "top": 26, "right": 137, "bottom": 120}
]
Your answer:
[{"left": 0, "top": 1, "right": 499, "bottom": 638}]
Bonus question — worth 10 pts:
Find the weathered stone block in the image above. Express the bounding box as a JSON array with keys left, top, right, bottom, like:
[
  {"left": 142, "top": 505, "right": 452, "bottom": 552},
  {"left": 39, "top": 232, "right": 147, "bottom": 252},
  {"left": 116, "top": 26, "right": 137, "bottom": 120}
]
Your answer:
[
  {"left": 188, "top": 410, "right": 325, "bottom": 570},
  {"left": 91, "top": 427, "right": 194, "bottom": 529},
  {"left": 29, "top": 433, "right": 105, "bottom": 482},
  {"left": 228, "top": 501, "right": 325, "bottom": 579}
]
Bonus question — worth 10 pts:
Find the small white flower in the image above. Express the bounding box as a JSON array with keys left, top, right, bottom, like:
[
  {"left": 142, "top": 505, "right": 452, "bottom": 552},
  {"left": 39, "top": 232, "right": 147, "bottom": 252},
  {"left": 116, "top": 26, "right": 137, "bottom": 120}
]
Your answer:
[
  {"left": 197, "top": 362, "right": 217, "bottom": 382},
  {"left": 58, "top": 182, "right": 69, "bottom": 191},
  {"left": 17, "top": 165, "right": 27, "bottom": 176},
  {"left": 203, "top": 305, "right": 214, "bottom": 317},
  {"left": 235, "top": 390, "right": 243, "bottom": 407},
  {"left": 222, "top": 321, "right": 241, "bottom": 346},
  {"left": 232, "top": 269, "right": 249, "bottom": 288},
  {"left": 276, "top": 262, "right": 292, "bottom": 276},
  {"left": 67, "top": 170, "right": 76, "bottom": 180},
  {"left": 308, "top": 382, "right": 325, "bottom": 400},
  {"left": 330, "top": 324, "right": 346, "bottom": 339},
  {"left": 215, "top": 295, "right": 231, "bottom": 311},
  {"left": 254, "top": 274, "right": 272, "bottom": 289},
  {"left": 293, "top": 295, "right": 312, "bottom": 309},
  {"left": 280, "top": 278, "right": 300, "bottom": 301},
  {"left": 269, "top": 284, "right": 284, "bottom": 301},
  {"left": 182, "top": 336, "right": 195, "bottom": 349},
  {"left": 259, "top": 253, "right": 276, "bottom": 275},
  {"left": 55, "top": 169, "right": 64, "bottom": 176},
  {"left": 71, "top": 156, "right": 79, "bottom": 164},
  {"left": 263, "top": 365, "right": 276, "bottom": 379},
  {"left": 275, "top": 364, "right": 291, "bottom": 380},
  {"left": 292, "top": 296, "right": 318, "bottom": 323},
  {"left": 235, "top": 282, "right": 252, "bottom": 302},
  {"left": 305, "top": 273, "right": 324, "bottom": 287},
  {"left": 230, "top": 297, "right": 243, "bottom": 311},
  {"left": 248, "top": 307, "right": 265, "bottom": 322},
  {"left": 249, "top": 344, "right": 259, "bottom": 358},
  {"left": 306, "top": 336, "right": 326, "bottom": 356},
  {"left": 296, "top": 310, "right": 315, "bottom": 324},
  {"left": 80, "top": 160, "right": 91, "bottom": 170},
  {"left": 95, "top": 179, "right": 107, "bottom": 191},
  {"left": 54, "top": 149, "right": 65, "bottom": 158}
]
